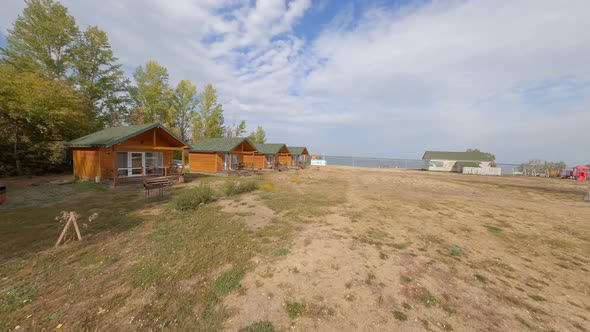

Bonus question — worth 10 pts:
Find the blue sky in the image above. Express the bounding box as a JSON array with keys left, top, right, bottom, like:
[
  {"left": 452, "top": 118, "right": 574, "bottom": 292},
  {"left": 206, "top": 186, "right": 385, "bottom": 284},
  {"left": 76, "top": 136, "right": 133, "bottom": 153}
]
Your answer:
[{"left": 1, "top": 0, "right": 590, "bottom": 164}]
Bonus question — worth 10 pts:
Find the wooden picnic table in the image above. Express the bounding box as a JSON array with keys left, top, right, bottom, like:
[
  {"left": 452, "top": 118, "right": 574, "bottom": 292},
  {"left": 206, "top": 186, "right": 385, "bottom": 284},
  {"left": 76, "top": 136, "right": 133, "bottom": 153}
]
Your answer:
[{"left": 143, "top": 176, "right": 172, "bottom": 199}]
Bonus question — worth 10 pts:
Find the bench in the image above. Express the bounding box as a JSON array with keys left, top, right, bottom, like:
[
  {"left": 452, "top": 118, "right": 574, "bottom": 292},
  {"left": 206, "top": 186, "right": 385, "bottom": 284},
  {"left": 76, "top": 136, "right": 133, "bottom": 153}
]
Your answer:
[{"left": 143, "top": 177, "right": 172, "bottom": 199}]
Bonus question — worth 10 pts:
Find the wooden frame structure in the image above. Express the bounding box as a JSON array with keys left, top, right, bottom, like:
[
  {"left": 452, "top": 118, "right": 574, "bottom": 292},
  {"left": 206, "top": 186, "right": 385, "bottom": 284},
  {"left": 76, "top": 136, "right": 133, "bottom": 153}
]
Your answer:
[
  {"left": 66, "top": 124, "right": 189, "bottom": 186},
  {"left": 288, "top": 146, "right": 310, "bottom": 167},
  {"left": 244, "top": 143, "right": 291, "bottom": 169},
  {"left": 189, "top": 137, "right": 257, "bottom": 174}
]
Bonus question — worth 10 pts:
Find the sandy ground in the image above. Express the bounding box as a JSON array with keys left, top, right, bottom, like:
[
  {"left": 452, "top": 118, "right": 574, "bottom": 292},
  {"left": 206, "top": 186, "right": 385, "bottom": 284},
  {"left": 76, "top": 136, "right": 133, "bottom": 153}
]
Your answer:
[{"left": 223, "top": 166, "right": 590, "bottom": 331}]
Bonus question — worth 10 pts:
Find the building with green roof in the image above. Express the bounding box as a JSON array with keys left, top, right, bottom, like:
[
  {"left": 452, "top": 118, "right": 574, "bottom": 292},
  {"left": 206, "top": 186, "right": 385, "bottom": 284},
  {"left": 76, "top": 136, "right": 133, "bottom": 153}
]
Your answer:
[
  {"left": 422, "top": 150, "right": 495, "bottom": 172},
  {"left": 288, "top": 146, "right": 310, "bottom": 166},
  {"left": 244, "top": 143, "right": 291, "bottom": 169},
  {"left": 66, "top": 123, "right": 189, "bottom": 185},
  {"left": 189, "top": 137, "right": 257, "bottom": 173}
]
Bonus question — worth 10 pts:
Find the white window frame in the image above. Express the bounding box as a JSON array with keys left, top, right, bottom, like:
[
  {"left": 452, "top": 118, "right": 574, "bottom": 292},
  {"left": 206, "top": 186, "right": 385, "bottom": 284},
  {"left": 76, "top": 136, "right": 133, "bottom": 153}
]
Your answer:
[{"left": 117, "top": 152, "right": 163, "bottom": 177}]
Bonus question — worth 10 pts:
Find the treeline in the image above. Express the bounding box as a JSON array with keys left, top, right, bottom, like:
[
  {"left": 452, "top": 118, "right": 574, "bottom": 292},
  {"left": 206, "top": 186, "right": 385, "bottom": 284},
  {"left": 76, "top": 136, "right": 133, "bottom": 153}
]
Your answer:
[
  {"left": 519, "top": 160, "right": 569, "bottom": 174},
  {"left": 0, "top": 0, "right": 265, "bottom": 176}
]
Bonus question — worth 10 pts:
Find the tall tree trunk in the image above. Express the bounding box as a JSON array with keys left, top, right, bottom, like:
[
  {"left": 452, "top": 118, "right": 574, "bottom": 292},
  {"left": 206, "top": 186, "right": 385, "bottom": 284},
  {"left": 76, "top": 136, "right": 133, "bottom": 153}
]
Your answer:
[{"left": 13, "top": 127, "right": 21, "bottom": 175}]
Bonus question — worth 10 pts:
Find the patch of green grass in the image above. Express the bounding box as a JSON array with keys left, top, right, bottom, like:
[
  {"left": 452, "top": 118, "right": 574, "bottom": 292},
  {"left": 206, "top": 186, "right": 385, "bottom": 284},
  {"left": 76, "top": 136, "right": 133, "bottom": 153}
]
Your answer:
[
  {"left": 393, "top": 310, "right": 408, "bottom": 321},
  {"left": 417, "top": 288, "right": 437, "bottom": 307},
  {"left": 402, "top": 303, "right": 412, "bottom": 310},
  {"left": 474, "top": 274, "right": 488, "bottom": 283},
  {"left": 528, "top": 294, "right": 546, "bottom": 302},
  {"left": 239, "top": 321, "right": 275, "bottom": 332},
  {"left": 446, "top": 245, "right": 464, "bottom": 256},
  {"left": 0, "top": 283, "right": 37, "bottom": 325},
  {"left": 365, "top": 272, "right": 377, "bottom": 285},
  {"left": 237, "top": 211, "right": 256, "bottom": 217},
  {"left": 390, "top": 242, "right": 408, "bottom": 250},
  {"left": 285, "top": 301, "right": 305, "bottom": 319},
  {"left": 401, "top": 275, "right": 413, "bottom": 283},
  {"left": 259, "top": 180, "right": 346, "bottom": 217},
  {"left": 212, "top": 265, "right": 247, "bottom": 297},
  {"left": 442, "top": 304, "right": 456, "bottom": 315},
  {"left": 39, "top": 308, "right": 63, "bottom": 324},
  {"left": 222, "top": 179, "right": 259, "bottom": 196},
  {"left": 276, "top": 248, "right": 289, "bottom": 256},
  {"left": 175, "top": 183, "right": 214, "bottom": 210},
  {"left": 484, "top": 225, "right": 503, "bottom": 234}
]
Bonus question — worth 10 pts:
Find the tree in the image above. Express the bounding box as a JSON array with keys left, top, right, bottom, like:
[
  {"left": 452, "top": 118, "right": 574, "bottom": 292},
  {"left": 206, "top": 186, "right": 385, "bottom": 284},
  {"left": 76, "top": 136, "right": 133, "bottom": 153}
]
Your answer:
[
  {"left": 192, "top": 83, "right": 224, "bottom": 141},
  {"left": 0, "top": 63, "right": 92, "bottom": 175},
  {"left": 170, "top": 80, "right": 198, "bottom": 141},
  {"left": 248, "top": 126, "right": 266, "bottom": 144},
  {"left": 466, "top": 148, "right": 495, "bottom": 166},
  {"left": 129, "top": 61, "right": 173, "bottom": 126},
  {"left": 224, "top": 114, "right": 247, "bottom": 138},
  {"left": 70, "top": 26, "right": 129, "bottom": 126},
  {"left": 1, "top": 0, "right": 78, "bottom": 79}
]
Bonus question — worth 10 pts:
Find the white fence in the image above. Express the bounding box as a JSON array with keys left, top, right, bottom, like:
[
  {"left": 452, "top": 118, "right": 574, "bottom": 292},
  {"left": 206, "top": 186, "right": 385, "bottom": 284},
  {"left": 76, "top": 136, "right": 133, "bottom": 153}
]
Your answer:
[{"left": 462, "top": 167, "right": 502, "bottom": 176}]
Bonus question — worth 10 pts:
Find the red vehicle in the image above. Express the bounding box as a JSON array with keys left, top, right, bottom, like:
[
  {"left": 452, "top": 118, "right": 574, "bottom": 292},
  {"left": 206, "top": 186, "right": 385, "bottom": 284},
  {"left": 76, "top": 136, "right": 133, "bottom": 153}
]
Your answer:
[{"left": 573, "top": 165, "right": 588, "bottom": 181}]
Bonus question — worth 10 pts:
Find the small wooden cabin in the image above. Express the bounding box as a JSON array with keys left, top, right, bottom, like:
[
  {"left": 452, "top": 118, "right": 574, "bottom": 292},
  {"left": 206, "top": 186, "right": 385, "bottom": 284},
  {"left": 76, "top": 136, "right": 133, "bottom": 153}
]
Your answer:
[
  {"left": 243, "top": 143, "right": 291, "bottom": 169},
  {"left": 189, "top": 137, "right": 256, "bottom": 173},
  {"left": 288, "top": 146, "right": 310, "bottom": 166},
  {"left": 66, "top": 123, "right": 189, "bottom": 185}
]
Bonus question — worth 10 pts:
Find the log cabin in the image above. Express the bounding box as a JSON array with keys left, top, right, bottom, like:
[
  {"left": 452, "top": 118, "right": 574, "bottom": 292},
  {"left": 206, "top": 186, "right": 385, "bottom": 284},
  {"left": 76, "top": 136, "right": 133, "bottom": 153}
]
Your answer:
[
  {"left": 189, "top": 137, "right": 257, "bottom": 173},
  {"left": 288, "top": 146, "right": 310, "bottom": 166},
  {"left": 66, "top": 123, "right": 189, "bottom": 185},
  {"left": 243, "top": 143, "right": 291, "bottom": 169}
]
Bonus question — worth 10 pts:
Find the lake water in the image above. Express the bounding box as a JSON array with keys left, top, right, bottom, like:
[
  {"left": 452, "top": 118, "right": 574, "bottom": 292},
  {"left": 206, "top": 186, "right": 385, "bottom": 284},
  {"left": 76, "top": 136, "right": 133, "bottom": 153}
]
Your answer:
[{"left": 323, "top": 156, "right": 521, "bottom": 175}]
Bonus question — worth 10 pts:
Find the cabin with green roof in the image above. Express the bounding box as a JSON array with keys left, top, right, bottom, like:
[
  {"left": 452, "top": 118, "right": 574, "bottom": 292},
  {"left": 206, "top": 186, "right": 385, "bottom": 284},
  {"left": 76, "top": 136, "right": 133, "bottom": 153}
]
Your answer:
[
  {"left": 288, "top": 146, "right": 310, "bottom": 166},
  {"left": 243, "top": 143, "right": 291, "bottom": 169},
  {"left": 66, "top": 124, "right": 189, "bottom": 185},
  {"left": 422, "top": 151, "right": 495, "bottom": 172},
  {"left": 188, "top": 137, "right": 257, "bottom": 173}
]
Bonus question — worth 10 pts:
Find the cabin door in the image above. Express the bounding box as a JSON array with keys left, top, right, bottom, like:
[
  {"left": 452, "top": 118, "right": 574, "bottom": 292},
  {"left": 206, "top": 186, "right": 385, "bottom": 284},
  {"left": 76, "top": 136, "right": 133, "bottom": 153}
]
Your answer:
[
  {"left": 266, "top": 155, "right": 274, "bottom": 168},
  {"left": 129, "top": 152, "right": 144, "bottom": 176}
]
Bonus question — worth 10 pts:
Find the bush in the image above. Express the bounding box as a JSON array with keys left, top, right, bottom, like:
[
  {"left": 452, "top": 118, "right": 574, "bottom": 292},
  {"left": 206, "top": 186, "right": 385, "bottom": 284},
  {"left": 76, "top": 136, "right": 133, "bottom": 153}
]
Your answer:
[
  {"left": 175, "top": 184, "right": 214, "bottom": 210},
  {"left": 222, "top": 179, "right": 259, "bottom": 196},
  {"left": 239, "top": 321, "right": 275, "bottom": 332}
]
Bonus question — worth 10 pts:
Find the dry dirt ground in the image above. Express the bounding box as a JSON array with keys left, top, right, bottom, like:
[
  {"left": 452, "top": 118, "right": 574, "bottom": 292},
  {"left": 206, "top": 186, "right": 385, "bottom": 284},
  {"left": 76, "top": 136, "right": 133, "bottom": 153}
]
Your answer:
[
  {"left": 1, "top": 167, "right": 589, "bottom": 331},
  {"left": 223, "top": 167, "right": 590, "bottom": 331}
]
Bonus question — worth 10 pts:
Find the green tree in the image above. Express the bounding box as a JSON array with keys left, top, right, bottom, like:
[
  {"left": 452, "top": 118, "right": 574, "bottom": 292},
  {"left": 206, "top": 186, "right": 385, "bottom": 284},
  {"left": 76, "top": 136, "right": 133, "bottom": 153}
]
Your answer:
[
  {"left": 0, "top": 63, "right": 93, "bottom": 175},
  {"left": 171, "top": 80, "right": 198, "bottom": 141},
  {"left": 224, "top": 114, "right": 247, "bottom": 138},
  {"left": 70, "top": 26, "right": 129, "bottom": 126},
  {"left": 192, "top": 83, "right": 224, "bottom": 141},
  {"left": 129, "top": 60, "right": 173, "bottom": 126},
  {"left": 1, "top": 0, "right": 78, "bottom": 79},
  {"left": 248, "top": 126, "right": 266, "bottom": 144}
]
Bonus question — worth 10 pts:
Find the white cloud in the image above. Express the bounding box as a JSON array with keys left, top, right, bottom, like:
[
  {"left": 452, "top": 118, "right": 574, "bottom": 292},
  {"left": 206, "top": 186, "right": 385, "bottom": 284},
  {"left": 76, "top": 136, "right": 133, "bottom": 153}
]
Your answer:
[{"left": 1, "top": 0, "right": 589, "bottom": 164}]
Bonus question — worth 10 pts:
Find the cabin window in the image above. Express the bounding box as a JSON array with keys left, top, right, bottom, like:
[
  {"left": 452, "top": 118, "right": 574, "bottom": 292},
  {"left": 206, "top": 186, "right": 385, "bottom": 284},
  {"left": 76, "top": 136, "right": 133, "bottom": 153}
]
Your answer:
[
  {"left": 117, "top": 152, "right": 128, "bottom": 169},
  {"left": 231, "top": 154, "right": 240, "bottom": 169},
  {"left": 145, "top": 152, "right": 163, "bottom": 168},
  {"left": 223, "top": 154, "right": 230, "bottom": 170}
]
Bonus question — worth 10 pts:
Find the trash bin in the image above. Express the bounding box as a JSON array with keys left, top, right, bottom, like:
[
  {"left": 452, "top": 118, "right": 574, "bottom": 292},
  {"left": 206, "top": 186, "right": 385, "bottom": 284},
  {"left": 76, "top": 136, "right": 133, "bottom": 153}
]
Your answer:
[{"left": 0, "top": 184, "right": 6, "bottom": 205}]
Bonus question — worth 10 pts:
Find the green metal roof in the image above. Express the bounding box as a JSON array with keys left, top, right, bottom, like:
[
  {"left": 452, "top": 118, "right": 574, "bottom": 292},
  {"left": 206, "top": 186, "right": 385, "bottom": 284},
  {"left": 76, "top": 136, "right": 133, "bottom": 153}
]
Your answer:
[
  {"left": 253, "top": 143, "right": 288, "bottom": 155},
  {"left": 66, "top": 123, "right": 189, "bottom": 147},
  {"left": 288, "top": 146, "right": 309, "bottom": 155},
  {"left": 190, "top": 137, "right": 254, "bottom": 153},
  {"left": 455, "top": 161, "right": 482, "bottom": 168},
  {"left": 422, "top": 151, "right": 494, "bottom": 162}
]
